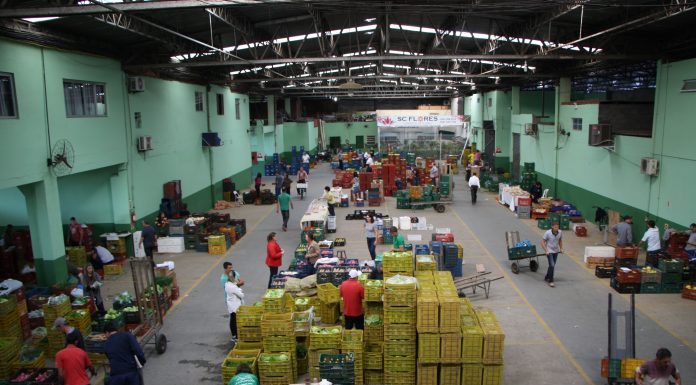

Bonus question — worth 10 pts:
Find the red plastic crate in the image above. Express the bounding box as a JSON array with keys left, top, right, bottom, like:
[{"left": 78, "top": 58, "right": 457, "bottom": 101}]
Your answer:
[
  {"left": 615, "top": 247, "right": 639, "bottom": 259},
  {"left": 433, "top": 233, "right": 454, "bottom": 242},
  {"left": 616, "top": 268, "right": 641, "bottom": 284},
  {"left": 575, "top": 226, "right": 587, "bottom": 237},
  {"left": 517, "top": 197, "right": 532, "bottom": 206}
]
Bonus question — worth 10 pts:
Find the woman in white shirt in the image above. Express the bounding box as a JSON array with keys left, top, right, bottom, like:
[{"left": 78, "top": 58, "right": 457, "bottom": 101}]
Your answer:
[{"left": 225, "top": 273, "right": 245, "bottom": 342}]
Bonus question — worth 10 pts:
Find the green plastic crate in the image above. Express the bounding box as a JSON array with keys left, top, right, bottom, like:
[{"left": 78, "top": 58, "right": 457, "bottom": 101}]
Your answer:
[
  {"left": 660, "top": 272, "right": 682, "bottom": 284},
  {"left": 640, "top": 282, "right": 660, "bottom": 294},
  {"left": 537, "top": 219, "right": 551, "bottom": 230},
  {"left": 660, "top": 282, "right": 682, "bottom": 293},
  {"left": 658, "top": 259, "right": 682, "bottom": 273}
]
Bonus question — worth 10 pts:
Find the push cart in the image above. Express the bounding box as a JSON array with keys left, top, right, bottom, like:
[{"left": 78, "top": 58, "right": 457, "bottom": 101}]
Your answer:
[
  {"left": 505, "top": 231, "right": 541, "bottom": 274},
  {"left": 130, "top": 259, "right": 168, "bottom": 355},
  {"left": 409, "top": 200, "right": 453, "bottom": 213}
]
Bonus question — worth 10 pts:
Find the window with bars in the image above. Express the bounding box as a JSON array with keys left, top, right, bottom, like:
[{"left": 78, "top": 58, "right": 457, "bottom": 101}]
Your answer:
[
  {"left": 572, "top": 117, "right": 582, "bottom": 131},
  {"left": 63, "top": 80, "right": 106, "bottom": 117},
  {"left": 235, "top": 98, "right": 240, "bottom": 120},
  {"left": 0, "top": 72, "right": 18, "bottom": 118},
  {"left": 195, "top": 91, "right": 204, "bottom": 111},
  {"left": 216, "top": 93, "right": 224, "bottom": 115},
  {"left": 366, "top": 135, "right": 376, "bottom": 145}
]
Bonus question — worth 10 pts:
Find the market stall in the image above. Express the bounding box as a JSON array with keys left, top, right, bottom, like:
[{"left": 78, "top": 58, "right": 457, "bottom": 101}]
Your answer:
[
  {"left": 300, "top": 199, "right": 329, "bottom": 230},
  {"left": 499, "top": 184, "right": 531, "bottom": 212}
]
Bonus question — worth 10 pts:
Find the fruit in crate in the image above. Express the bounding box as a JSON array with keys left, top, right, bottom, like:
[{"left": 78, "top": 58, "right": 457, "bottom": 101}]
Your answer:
[
  {"left": 311, "top": 326, "right": 341, "bottom": 334},
  {"left": 365, "top": 315, "right": 383, "bottom": 325},
  {"left": 641, "top": 266, "right": 656, "bottom": 272},
  {"left": 365, "top": 280, "right": 383, "bottom": 287},
  {"left": 122, "top": 306, "right": 139, "bottom": 313},
  {"left": 104, "top": 309, "right": 122, "bottom": 320},
  {"left": 264, "top": 289, "right": 284, "bottom": 298},
  {"left": 295, "top": 298, "right": 309, "bottom": 305}
]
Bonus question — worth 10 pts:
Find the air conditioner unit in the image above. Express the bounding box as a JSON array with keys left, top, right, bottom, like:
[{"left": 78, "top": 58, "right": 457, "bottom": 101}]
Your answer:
[
  {"left": 137, "top": 136, "right": 152, "bottom": 151},
  {"left": 128, "top": 76, "right": 145, "bottom": 92},
  {"left": 640, "top": 157, "right": 659, "bottom": 176},
  {"left": 588, "top": 123, "right": 613, "bottom": 146},
  {"left": 524, "top": 123, "right": 538, "bottom": 136},
  {"left": 202, "top": 132, "right": 222, "bottom": 147}
]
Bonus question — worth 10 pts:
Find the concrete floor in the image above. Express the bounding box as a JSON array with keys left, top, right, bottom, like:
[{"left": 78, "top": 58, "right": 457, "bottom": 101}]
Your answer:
[{"left": 101, "top": 163, "right": 696, "bottom": 385}]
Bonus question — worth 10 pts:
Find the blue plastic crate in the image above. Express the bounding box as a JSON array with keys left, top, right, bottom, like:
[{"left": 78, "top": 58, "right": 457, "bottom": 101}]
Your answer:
[
  {"left": 415, "top": 244, "right": 430, "bottom": 255},
  {"left": 430, "top": 241, "right": 443, "bottom": 256}
]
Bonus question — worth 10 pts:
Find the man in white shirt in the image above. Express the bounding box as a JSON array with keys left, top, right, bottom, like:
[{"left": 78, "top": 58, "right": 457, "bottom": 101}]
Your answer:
[
  {"left": 468, "top": 174, "right": 481, "bottom": 204},
  {"left": 362, "top": 151, "right": 369, "bottom": 167},
  {"left": 429, "top": 164, "right": 439, "bottom": 188},
  {"left": 91, "top": 245, "right": 114, "bottom": 270},
  {"left": 301, "top": 152, "right": 310, "bottom": 174},
  {"left": 366, "top": 155, "right": 374, "bottom": 168},
  {"left": 638, "top": 220, "right": 661, "bottom": 267}
]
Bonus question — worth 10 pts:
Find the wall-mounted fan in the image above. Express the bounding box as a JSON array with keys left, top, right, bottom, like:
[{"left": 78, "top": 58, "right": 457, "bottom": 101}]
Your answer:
[{"left": 48, "top": 139, "right": 75, "bottom": 176}]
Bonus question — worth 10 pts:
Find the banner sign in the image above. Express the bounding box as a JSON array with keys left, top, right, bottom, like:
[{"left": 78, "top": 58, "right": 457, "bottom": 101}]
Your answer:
[{"left": 376, "top": 114, "right": 465, "bottom": 127}]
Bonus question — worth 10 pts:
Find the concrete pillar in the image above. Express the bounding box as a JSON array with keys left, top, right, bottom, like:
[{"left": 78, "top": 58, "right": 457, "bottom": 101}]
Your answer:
[
  {"left": 558, "top": 77, "right": 571, "bottom": 104},
  {"left": 267, "top": 95, "right": 276, "bottom": 126},
  {"left": 19, "top": 175, "right": 68, "bottom": 285},
  {"left": 511, "top": 86, "right": 520, "bottom": 115},
  {"left": 109, "top": 168, "right": 131, "bottom": 232},
  {"left": 284, "top": 98, "right": 291, "bottom": 117}
]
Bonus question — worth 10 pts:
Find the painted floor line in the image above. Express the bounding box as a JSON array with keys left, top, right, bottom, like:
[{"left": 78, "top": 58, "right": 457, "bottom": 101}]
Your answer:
[
  {"left": 519, "top": 217, "right": 696, "bottom": 353},
  {"left": 167, "top": 204, "right": 275, "bottom": 314},
  {"left": 452, "top": 209, "right": 596, "bottom": 385}
]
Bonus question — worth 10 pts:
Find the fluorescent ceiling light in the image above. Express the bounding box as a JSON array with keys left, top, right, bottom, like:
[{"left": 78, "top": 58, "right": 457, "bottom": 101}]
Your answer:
[{"left": 22, "top": 17, "right": 60, "bottom": 22}]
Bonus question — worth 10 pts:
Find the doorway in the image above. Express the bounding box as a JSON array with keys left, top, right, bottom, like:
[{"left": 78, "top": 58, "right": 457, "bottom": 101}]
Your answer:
[
  {"left": 483, "top": 121, "right": 495, "bottom": 170},
  {"left": 329, "top": 136, "right": 341, "bottom": 150},
  {"left": 512, "top": 133, "right": 521, "bottom": 181},
  {"left": 355, "top": 135, "right": 364, "bottom": 149}
]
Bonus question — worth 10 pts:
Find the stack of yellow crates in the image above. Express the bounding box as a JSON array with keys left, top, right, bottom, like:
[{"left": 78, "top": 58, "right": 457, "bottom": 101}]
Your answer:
[
  {"left": 207, "top": 235, "right": 227, "bottom": 255},
  {"left": 382, "top": 251, "right": 414, "bottom": 279},
  {"left": 415, "top": 255, "right": 436, "bottom": 272},
  {"left": 308, "top": 326, "right": 342, "bottom": 380},
  {"left": 383, "top": 275, "right": 417, "bottom": 385},
  {"left": 460, "top": 299, "right": 485, "bottom": 385},
  {"left": 221, "top": 347, "right": 260, "bottom": 384},
  {"left": 43, "top": 295, "right": 71, "bottom": 358},
  {"left": 261, "top": 312, "right": 297, "bottom": 380},
  {"left": 262, "top": 289, "right": 287, "bottom": 313},
  {"left": 236, "top": 305, "right": 263, "bottom": 342},
  {"left": 476, "top": 308, "right": 505, "bottom": 385},
  {"left": 342, "top": 329, "right": 364, "bottom": 384},
  {"left": 258, "top": 352, "right": 294, "bottom": 385},
  {"left": 364, "top": 289, "right": 383, "bottom": 383},
  {"left": 65, "top": 309, "right": 92, "bottom": 336},
  {"left": 416, "top": 273, "right": 438, "bottom": 385},
  {"left": 65, "top": 246, "right": 87, "bottom": 267}
]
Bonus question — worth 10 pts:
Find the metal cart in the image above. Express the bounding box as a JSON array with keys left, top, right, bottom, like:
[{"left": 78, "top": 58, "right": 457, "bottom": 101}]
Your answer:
[
  {"left": 409, "top": 170, "right": 455, "bottom": 213},
  {"left": 505, "top": 231, "right": 541, "bottom": 274},
  {"left": 130, "top": 259, "right": 168, "bottom": 355}
]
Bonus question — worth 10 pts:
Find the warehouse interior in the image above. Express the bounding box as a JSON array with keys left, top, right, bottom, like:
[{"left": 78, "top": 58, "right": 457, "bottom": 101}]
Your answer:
[{"left": 0, "top": 1, "right": 695, "bottom": 385}]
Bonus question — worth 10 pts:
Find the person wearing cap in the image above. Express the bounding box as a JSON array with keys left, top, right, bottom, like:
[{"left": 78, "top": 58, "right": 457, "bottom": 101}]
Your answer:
[
  {"left": 612, "top": 215, "right": 634, "bottom": 247},
  {"left": 54, "top": 317, "right": 85, "bottom": 351},
  {"left": 103, "top": 322, "right": 147, "bottom": 385},
  {"left": 390, "top": 226, "right": 405, "bottom": 251},
  {"left": 340, "top": 269, "right": 365, "bottom": 330},
  {"left": 55, "top": 332, "right": 95, "bottom": 385}
]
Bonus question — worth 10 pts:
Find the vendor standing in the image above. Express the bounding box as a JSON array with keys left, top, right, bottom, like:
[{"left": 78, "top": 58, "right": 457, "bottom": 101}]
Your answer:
[
  {"left": 304, "top": 234, "right": 321, "bottom": 265},
  {"left": 429, "top": 163, "right": 440, "bottom": 188},
  {"left": 340, "top": 269, "right": 365, "bottom": 330},
  {"left": 390, "top": 226, "right": 405, "bottom": 251},
  {"left": 638, "top": 220, "right": 661, "bottom": 268},
  {"left": 322, "top": 186, "right": 336, "bottom": 216},
  {"left": 611, "top": 215, "right": 634, "bottom": 247}
]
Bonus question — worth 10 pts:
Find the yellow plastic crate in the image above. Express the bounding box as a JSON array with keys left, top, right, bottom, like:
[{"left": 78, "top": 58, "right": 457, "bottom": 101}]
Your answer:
[
  {"left": 481, "top": 326, "right": 505, "bottom": 365},
  {"left": 208, "top": 244, "right": 227, "bottom": 255},
  {"left": 460, "top": 298, "right": 474, "bottom": 316},
  {"left": 383, "top": 252, "right": 414, "bottom": 272},
  {"left": 416, "top": 296, "right": 439, "bottom": 333},
  {"left": 294, "top": 296, "right": 317, "bottom": 312},
  {"left": 462, "top": 364, "right": 484, "bottom": 385},
  {"left": 364, "top": 344, "right": 383, "bottom": 370},
  {"left": 317, "top": 302, "right": 339, "bottom": 324},
  {"left": 262, "top": 335, "right": 296, "bottom": 353},
  {"left": 475, "top": 308, "right": 499, "bottom": 327},
  {"left": 384, "top": 356, "right": 416, "bottom": 373},
  {"left": 261, "top": 312, "right": 293, "bottom": 336},
  {"left": 415, "top": 255, "right": 436, "bottom": 272},
  {"left": 364, "top": 323, "right": 383, "bottom": 342},
  {"left": 384, "top": 307, "right": 416, "bottom": 325},
  {"left": 384, "top": 286, "right": 416, "bottom": 307},
  {"left": 621, "top": 358, "right": 645, "bottom": 379},
  {"left": 384, "top": 340, "right": 416, "bottom": 356},
  {"left": 415, "top": 271, "right": 434, "bottom": 282},
  {"left": 417, "top": 333, "right": 440, "bottom": 364},
  {"left": 237, "top": 326, "right": 262, "bottom": 342},
  {"left": 364, "top": 369, "right": 383, "bottom": 385},
  {"left": 417, "top": 364, "right": 438, "bottom": 385},
  {"left": 365, "top": 302, "right": 383, "bottom": 317},
  {"left": 439, "top": 364, "right": 461, "bottom": 385},
  {"left": 342, "top": 329, "right": 364, "bottom": 351},
  {"left": 438, "top": 295, "right": 461, "bottom": 333},
  {"left": 207, "top": 235, "right": 227, "bottom": 246},
  {"left": 317, "top": 283, "right": 341, "bottom": 304},
  {"left": 234, "top": 341, "right": 262, "bottom": 350},
  {"left": 262, "top": 289, "right": 286, "bottom": 313},
  {"left": 104, "top": 263, "right": 124, "bottom": 276},
  {"left": 309, "top": 326, "right": 342, "bottom": 349},
  {"left": 237, "top": 305, "right": 264, "bottom": 328},
  {"left": 482, "top": 364, "right": 504, "bottom": 385},
  {"left": 461, "top": 314, "right": 479, "bottom": 327},
  {"left": 222, "top": 356, "right": 257, "bottom": 384},
  {"left": 440, "top": 333, "right": 462, "bottom": 363},
  {"left": 384, "top": 324, "right": 416, "bottom": 341},
  {"left": 364, "top": 280, "right": 384, "bottom": 302},
  {"left": 462, "top": 325, "right": 484, "bottom": 363},
  {"left": 258, "top": 352, "right": 293, "bottom": 377}
]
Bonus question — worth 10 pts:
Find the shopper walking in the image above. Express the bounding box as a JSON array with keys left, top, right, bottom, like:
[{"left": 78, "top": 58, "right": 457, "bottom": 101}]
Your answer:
[
  {"left": 322, "top": 186, "right": 336, "bottom": 216},
  {"left": 468, "top": 173, "right": 481, "bottom": 204},
  {"left": 254, "top": 173, "right": 262, "bottom": 204},
  {"left": 612, "top": 215, "right": 634, "bottom": 247},
  {"left": 139, "top": 220, "right": 156, "bottom": 261},
  {"left": 103, "top": 323, "right": 146, "bottom": 385},
  {"left": 390, "top": 226, "right": 405, "bottom": 251},
  {"left": 302, "top": 152, "right": 310, "bottom": 174},
  {"left": 340, "top": 270, "right": 365, "bottom": 330},
  {"left": 225, "top": 272, "right": 244, "bottom": 343},
  {"left": 56, "top": 333, "right": 95, "bottom": 385},
  {"left": 282, "top": 174, "right": 293, "bottom": 196},
  {"left": 635, "top": 348, "right": 682, "bottom": 385},
  {"left": 276, "top": 188, "right": 293, "bottom": 232},
  {"left": 541, "top": 222, "right": 563, "bottom": 287},
  {"left": 304, "top": 233, "right": 321, "bottom": 265},
  {"left": 638, "top": 220, "right": 661, "bottom": 268},
  {"left": 351, "top": 172, "right": 360, "bottom": 202},
  {"left": 82, "top": 264, "right": 106, "bottom": 315},
  {"left": 265, "top": 232, "right": 283, "bottom": 288},
  {"left": 429, "top": 163, "right": 440, "bottom": 188},
  {"left": 228, "top": 364, "right": 259, "bottom": 385},
  {"left": 297, "top": 167, "right": 308, "bottom": 199},
  {"left": 274, "top": 172, "right": 283, "bottom": 197},
  {"left": 365, "top": 215, "right": 377, "bottom": 260}
]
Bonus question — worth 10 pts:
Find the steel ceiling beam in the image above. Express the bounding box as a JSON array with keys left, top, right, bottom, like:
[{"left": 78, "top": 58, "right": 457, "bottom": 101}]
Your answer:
[
  {"left": 92, "top": 13, "right": 200, "bottom": 53},
  {"left": 231, "top": 73, "right": 553, "bottom": 83},
  {"left": 254, "top": 15, "right": 313, "bottom": 28},
  {"left": 126, "top": 53, "right": 645, "bottom": 70},
  {"left": 205, "top": 7, "right": 257, "bottom": 39},
  {"left": 0, "top": 1, "right": 278, "bottom": 18}
]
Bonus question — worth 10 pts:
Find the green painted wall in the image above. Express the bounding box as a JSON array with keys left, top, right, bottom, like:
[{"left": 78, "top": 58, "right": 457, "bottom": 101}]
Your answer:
[
  {"left": 57, "top": 166, "right": 118, "bottom": 225},
  {"left": 519, "top": 90, "right": 556, "bottom": 122},
  {"left": 0, "top": 187, "right": 28, "bottom": 224},
  {"left": 323, "top": 122, "right": 378, "bottom": 149}
]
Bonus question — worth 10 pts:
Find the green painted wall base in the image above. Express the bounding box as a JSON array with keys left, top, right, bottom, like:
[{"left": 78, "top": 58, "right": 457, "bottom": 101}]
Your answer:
[
  {"left": 35, "top": 255, "right": 67, "bottom": 286},
  {"left": 495, "top": 156, "right": 510, "bottom": 172}
]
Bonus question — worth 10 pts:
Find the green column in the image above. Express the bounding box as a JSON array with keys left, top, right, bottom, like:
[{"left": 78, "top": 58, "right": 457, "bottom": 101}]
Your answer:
[
  {"left": 110, "top": 167, "right": 132, "bottom": 232},
  {"left": 19, "top": 174, "right": 68, "bottom": 285},
  {"left": 511, "top": 86, "right": 520, "bottom": 115}
]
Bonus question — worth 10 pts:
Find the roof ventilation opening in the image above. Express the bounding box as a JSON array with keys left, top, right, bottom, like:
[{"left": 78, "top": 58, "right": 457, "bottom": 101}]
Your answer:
[{"left": 681, "top": 79, "right": 696, "bottom": 93}]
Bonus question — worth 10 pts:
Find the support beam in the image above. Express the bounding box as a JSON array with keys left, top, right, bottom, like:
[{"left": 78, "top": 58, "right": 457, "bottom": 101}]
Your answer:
[
  {"left": 206, "top": 7, "right": 256, "bottom": 40},
  {"left": 127, "top": 53, "right": 647, "bottom": 70},
  {"left": 232, "top": 73, "right": 554, "bottom": 83},
  {"left": 92, "top": 13, "right": 200, "bottom": 53},
  {"left": 254, "top": 15, "right": 313, "bottom": 28}
]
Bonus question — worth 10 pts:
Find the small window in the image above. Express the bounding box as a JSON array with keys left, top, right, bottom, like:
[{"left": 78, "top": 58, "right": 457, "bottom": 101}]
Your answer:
[
  {"left": 0, "top": 72, "right": 18, "bottom": 118},
  {"left": 195, "top": 91, "right": 204, "bottom": 111},
  {"left": 366, "top": 135, "right": 376, "bottom": 145},
  {"left": 235, "top": 98, "right": 240, "bottom": 120},
  {"left": 572, "top": 117, "right": 582, "bottom": 131},
  {"left": 487, "top": 98, "right": 492, "bottom": 107},
  {"left": 63, "top": 80, "right": 107, "bottom": 117},
  {"left": 216, "top": 93, "right": 224, "bottom": 115}
]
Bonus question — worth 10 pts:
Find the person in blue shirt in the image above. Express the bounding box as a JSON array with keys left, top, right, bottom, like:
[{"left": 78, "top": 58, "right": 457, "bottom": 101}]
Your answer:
[
  {"left": 228, "top": 364, "right": 258, "bottom": 385},
  {"left": 220, "top": 262, "right": 244, "bottom": 298},
  {"left": 103, "top": 323, "right": 146, "bottom": 385}
]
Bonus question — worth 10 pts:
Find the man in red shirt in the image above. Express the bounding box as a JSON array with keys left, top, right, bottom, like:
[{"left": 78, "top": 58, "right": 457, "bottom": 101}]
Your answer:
[
  {"left": 340, "top": 269, "right": 365, "bottom": 330},
  {"left": 56, "top": 333, "right": 96, "bottom": 385}
]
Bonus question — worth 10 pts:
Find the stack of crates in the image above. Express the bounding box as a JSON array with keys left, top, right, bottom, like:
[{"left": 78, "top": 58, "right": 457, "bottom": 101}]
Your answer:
[
  {"left": 442, "top": 243, "right": 463, "bottom": 277},
  {"left": 43, "top": 295, "right": 71, "bottom": 358},
  {"left": 476, "top": 308, "right": 505, "bottom": 385},
  {"left": 364, "top": 298, "right": 384, "bottom": 379},
  {"left": 261, "top": 312, "right": 297, "bottom": 380},
  {"left": 65, "top": 309, "right": 92, "bottom": 336},
  {"left": 437, "top": 274, "right": 462, "bottom": 385},
  {"left": 309, "top": 326, "right": 343, "bottom": 380},
  {"left": 516, "top": 196, "right": 532, "bottom": 220},
  {"left": 439, "top": 174, "right": 451, "bottom": 196},
  {"left": 262, "top": 289, "right": 287, "bottom": 314},
  {"left": 0, "top": 336, "right": 20, "bottom": 381},
  {"left": 342, "top": 329, "right": 364, "bottom": 384},
  {"left": 640, "top": 266, "right": 662, "bottom": 293},
  {"left": 382, "top": 251, "right": 414, "bottom": 279},
  {"left": 207, "top": 235, "right": 227, "bottom": 255},
  {"left": 258, "top": 352, "right": 295, "bottom": 385},
  {"left": 520, "top": 162, "right": 537, "bottom": 192},
  {"left": 383, "top": 275, "right": 417, "bottom": 385},
  {"left": 364, "top": 343, "right": 383, "bottom": 384},
  {"left": 237, "top": 305, "right": 263, "bottom": 342},
  {"left": 416, "top": 255, "right": 436, "bottom": 272},
  {"left": 221, "top": 347, "right": 260, "bottom": 384},
  {"left": 416, "top": 273, "right": 439, "bottom": 385},
  {"left": 65, "top": 246, "right": 87, "bottom": 268},
  {"left": 659, "top": 259, "right": 683, "bottom": 293}
]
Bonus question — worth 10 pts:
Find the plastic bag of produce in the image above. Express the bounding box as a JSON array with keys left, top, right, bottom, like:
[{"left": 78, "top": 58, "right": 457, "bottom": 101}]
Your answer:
[
  {"left": 284, "top": 278, "right": 301, "bottom": 292},
  {"left": 300, "top": 274, "right": 317, "bottom": 290}
]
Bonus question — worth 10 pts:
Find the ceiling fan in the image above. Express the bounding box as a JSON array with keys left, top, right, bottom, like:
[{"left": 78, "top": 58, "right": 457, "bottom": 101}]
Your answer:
[{"left": 47, "top": 139, "right": 75, "bottom": 176}]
